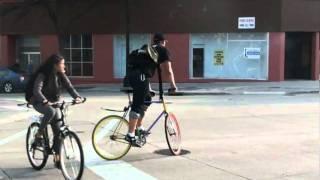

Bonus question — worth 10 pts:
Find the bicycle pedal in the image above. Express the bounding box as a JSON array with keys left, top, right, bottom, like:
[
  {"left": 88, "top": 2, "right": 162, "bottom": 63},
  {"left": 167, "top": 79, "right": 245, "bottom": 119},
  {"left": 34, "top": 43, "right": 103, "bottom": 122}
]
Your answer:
[{"left": 131, "top": 144, "right": 143, "bottom": 148}]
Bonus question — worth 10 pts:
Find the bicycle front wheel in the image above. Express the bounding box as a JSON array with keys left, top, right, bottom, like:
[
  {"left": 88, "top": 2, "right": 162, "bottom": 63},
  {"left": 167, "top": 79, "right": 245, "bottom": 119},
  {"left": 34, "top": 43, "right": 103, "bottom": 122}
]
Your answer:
[
  {"left": 26, "top": 122, "right": 48, "bottom": 170},
  {"left": 59, "top": 131, "right": 84, "bottom": 180},
  {"left": 165, "top": 113, "right": 182, "bottom": 155},
  {"left": 92, "top": 115, "right": 131, "bottom": 160}
]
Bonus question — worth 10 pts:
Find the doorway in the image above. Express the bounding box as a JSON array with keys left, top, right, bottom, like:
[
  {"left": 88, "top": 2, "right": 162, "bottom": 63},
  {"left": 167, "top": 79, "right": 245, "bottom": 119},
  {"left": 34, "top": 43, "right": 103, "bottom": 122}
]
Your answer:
[
  {"left": 192, "top": 45, "right": 204, "bottom": 78},
  {"left": 285, "top": 32, "right": 312, "bottom": 79},
  {"left": 20, "top": 52, "right": 41, "bottom": 74}
]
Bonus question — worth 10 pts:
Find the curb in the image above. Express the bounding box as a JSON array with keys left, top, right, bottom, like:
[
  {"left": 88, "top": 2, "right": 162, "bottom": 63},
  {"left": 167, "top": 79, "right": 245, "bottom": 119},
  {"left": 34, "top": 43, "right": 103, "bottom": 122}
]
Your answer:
[
  {"left": 285, "top": 90, "right": 319, "bottom": 96},
  {"left": 76, "top": 88, "right": 319, "bottom": 96},
  {"left": 166, "top": 92, "right": 231, "bottom": 96},
  {"left": 242, "top": 91, "right": 286, "bottom": 95}
]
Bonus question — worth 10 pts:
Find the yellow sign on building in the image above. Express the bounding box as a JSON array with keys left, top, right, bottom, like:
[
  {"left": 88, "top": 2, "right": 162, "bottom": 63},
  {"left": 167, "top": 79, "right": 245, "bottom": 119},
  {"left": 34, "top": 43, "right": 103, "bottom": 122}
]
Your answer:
[{"left": 214, "top": 50, "right": 224, "bottom": 65}]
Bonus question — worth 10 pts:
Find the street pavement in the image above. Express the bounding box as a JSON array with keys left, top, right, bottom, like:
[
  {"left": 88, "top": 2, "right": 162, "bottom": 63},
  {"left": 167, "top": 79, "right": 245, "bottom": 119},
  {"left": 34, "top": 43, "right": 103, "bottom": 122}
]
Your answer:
[{"left": 0, "top": 86, "right": 319, "bottom": 179}]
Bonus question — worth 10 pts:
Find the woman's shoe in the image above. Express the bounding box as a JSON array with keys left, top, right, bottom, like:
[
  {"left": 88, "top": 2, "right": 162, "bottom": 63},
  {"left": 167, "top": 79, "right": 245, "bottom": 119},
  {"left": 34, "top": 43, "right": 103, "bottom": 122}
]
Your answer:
[{"left": 53, "top": 154, "right": 61, "bottom": 169}]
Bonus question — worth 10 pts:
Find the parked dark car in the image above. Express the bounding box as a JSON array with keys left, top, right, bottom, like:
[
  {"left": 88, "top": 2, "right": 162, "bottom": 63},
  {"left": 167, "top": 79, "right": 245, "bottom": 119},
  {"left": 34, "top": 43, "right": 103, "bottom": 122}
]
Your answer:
[{"left": 0, "top": 67, "right": 27, "bottom": 93}]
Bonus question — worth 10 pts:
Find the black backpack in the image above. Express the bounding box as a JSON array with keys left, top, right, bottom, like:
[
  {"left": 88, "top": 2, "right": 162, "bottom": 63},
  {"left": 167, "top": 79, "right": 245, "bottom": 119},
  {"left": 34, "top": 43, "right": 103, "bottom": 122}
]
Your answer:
[
  {"left": 24, "top": 73, "right": 37, "bottom": 102},
  {"left": 25, "top": 73, "right": 49, "bottom": 102},
  {"left": 127, "top": 44, "right": 158, "bottom": 77}
]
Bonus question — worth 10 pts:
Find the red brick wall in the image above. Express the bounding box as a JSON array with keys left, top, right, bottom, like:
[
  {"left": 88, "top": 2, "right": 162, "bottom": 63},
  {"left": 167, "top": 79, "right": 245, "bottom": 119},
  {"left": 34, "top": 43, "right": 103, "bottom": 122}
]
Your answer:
[
  {"left": 70, "top": 34, "right": 116, "bottom": 84},
  {"left": 40, "top": 35, "right": 59, "bottom": 63},
  {"left": 92, "top": 34, "right": 114, "bottom": 83},
  {"left": 0, "top": 35, "right": 16, "bottom": 67},
  {"left": 268, "top": 32, "right": 285, "bottom": 81},
  {"left": 166, "top": 34, "right": 190, "bottom": 82}
]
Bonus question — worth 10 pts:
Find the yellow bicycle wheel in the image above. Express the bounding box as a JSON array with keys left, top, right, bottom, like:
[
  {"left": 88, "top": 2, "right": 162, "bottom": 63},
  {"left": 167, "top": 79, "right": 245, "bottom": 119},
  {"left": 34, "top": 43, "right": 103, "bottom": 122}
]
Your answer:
[{"left": 92, "top": 115, "right": 131, "bottom": 160}]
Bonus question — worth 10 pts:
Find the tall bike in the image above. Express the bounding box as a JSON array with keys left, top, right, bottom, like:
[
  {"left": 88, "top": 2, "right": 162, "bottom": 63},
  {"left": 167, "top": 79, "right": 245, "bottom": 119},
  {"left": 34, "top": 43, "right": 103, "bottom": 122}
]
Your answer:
[
  {"left": 20, "top": 98, "right": 86, "bottom": 180},
  {"left": 92, "top": 88, "right": 181, "bottom": 160}
]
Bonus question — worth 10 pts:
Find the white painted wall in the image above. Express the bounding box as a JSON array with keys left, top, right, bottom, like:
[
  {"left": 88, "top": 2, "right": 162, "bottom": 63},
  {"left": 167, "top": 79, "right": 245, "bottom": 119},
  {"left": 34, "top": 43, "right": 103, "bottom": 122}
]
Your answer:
[{"left": 191, "top": 33, "right": 269, "bottom": 80}]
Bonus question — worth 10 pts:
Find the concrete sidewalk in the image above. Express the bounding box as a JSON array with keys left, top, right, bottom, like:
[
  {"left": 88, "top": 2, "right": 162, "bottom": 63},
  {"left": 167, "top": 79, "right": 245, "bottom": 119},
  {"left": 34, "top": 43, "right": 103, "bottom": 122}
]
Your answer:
[{"left": 74, "top": 80, "right": 319, "bottom": 96}]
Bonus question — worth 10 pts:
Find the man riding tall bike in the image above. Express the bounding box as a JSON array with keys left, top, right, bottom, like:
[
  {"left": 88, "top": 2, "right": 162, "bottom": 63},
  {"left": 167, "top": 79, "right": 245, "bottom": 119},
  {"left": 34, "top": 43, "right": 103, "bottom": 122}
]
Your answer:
[{"left": 125, "top": 33, "right": 178, "bottom": 147}]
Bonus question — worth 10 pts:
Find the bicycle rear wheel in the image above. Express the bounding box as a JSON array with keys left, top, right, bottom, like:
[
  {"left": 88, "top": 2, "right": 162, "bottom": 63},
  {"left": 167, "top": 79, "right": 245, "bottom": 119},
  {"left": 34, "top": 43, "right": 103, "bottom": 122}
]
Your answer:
[
  {"left": 92, "top": 115, "right": 131, "bottom": 160},
  {"left": 59, "top": 131, "right": 84, "bottom": 180},
  {"left": 26, "top": 122, "right": 48, "bottom": 170},
  {"left": 165, "top": 113, "right": 182, "bottom": 155}
]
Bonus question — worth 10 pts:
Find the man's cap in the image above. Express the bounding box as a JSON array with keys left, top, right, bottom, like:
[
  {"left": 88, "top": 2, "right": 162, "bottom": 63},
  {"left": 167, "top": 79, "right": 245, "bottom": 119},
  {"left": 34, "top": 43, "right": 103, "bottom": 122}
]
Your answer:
[{"left": 153, "top": 33, "right": 166, "bottom": 42}]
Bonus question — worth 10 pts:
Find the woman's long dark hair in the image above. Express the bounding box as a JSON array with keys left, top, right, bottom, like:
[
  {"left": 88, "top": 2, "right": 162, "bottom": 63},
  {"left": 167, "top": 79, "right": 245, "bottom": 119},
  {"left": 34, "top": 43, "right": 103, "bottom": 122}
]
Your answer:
[
  {"left": 36, "top": 54, "right": 64, "bottom": 95},
  {"left": 36, "top": 54, "right": 64, "bottom": 78},
  {"left": 25, "top": 54, "right": 64, "bottom": 101}
]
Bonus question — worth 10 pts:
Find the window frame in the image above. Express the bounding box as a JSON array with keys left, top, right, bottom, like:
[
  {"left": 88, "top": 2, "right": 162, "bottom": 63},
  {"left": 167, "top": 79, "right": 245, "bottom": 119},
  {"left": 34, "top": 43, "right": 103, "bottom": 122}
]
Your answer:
[{"left": 63, "top": 34, "right": 94, "bottom": 77}]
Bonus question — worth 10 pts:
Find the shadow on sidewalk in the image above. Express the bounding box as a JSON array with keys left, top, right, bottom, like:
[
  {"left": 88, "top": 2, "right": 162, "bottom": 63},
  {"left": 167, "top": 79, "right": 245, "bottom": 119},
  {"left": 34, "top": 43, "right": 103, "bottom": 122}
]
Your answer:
[{"left": 154, "top": 149, "right": 191, "bottom": 156}]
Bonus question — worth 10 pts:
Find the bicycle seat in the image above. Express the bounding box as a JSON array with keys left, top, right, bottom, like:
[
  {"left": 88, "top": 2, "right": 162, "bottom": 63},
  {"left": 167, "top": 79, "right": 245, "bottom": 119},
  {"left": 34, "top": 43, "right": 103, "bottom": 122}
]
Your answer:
[{"left": 120, "top": 87, "right": 133, "bottom": 93}]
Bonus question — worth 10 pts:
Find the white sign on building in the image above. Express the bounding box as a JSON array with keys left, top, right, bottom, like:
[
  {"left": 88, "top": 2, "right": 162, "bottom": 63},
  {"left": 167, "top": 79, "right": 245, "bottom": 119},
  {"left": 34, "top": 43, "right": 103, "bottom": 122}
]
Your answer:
[
  {"left": 238, "top": 17, "right": 256, "bottom": 29},
  {"left": 244, "top": 48, "right": 261, "bottom": 59}
]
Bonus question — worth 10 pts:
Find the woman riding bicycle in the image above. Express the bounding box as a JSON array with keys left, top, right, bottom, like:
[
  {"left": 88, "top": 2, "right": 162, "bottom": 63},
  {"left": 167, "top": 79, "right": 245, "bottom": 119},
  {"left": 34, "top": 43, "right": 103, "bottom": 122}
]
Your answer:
[{"left": 26, "top": 54, "right": 84, "bottom": 166}]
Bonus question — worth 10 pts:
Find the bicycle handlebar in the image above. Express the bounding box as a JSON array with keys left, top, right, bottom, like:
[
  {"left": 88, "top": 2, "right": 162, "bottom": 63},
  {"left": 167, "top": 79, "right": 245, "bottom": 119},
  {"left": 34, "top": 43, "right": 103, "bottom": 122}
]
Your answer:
[
  {"left": 17, "top": 97, "right": 87, "bottom": 108},
  {"left": 54, "top": 97, "right": 87, "bottom": 106}
]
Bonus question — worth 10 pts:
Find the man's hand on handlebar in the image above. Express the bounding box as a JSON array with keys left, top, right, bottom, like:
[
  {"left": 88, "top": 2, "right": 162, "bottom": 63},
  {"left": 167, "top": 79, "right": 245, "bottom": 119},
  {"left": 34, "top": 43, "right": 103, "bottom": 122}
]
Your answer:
[{"left": 74, "top": 97, "right": 86, "bottom": 104}]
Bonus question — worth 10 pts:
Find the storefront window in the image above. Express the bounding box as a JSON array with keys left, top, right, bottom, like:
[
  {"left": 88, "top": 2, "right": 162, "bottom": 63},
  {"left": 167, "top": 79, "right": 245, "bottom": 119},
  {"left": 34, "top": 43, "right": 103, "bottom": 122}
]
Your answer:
[
  {"left": 191, "top": 33, "right": 269, "bottom": 80},
  {"left": 61, "top": 34, "right": 93, "bottom": 77}
]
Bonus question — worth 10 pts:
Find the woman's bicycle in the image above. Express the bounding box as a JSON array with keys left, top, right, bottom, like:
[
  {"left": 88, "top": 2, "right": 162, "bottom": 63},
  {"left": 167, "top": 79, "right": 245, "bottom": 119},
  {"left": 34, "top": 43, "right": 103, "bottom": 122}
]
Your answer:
[
  {"left": 92, "top": 89, "right": 181, "bottom": 160},
  {"left": 19, "top": 98, "right": 86, "bottom": 180}
]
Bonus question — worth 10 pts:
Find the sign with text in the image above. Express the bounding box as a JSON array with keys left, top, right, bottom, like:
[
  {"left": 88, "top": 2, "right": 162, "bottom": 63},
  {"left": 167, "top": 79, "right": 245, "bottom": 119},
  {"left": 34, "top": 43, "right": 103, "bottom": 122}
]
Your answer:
[
  {"left": 238, "top": 17, "right": 255, "bottom": 29},
  {"left": 214, "top": 50, "right": 224, "bottom": 65},
  {"left": 244, "top": 48, "right": 261, "bottom": 59}
]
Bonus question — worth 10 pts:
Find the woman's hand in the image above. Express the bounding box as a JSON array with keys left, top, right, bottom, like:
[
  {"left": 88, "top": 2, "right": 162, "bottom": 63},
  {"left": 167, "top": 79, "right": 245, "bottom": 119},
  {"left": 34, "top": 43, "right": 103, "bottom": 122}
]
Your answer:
[{"left": 43, "top": 100, "right": 54, "bottom": 106}]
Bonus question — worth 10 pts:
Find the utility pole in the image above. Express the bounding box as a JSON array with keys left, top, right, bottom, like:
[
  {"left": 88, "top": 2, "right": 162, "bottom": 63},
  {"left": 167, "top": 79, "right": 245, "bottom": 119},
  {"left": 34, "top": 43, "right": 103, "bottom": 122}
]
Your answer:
[{"left": 122, "top": 0, "right": 131, "bottom": 89}]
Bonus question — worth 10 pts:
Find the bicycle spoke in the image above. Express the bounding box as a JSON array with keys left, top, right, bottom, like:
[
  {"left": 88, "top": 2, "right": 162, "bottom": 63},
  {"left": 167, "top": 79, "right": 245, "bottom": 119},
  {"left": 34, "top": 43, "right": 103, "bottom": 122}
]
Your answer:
[
  {"left": 26, "top": 123, "right": 48, "bottom": 170},
  {"left": 92, "top": 116, "right": 131, "bottom": 160},
  {"left": 165, "top": 113, "right": 181, "bottom": 155},
  {"left": 109, "top": 138, "right": 129, "bottom": 145},
  {"left": 60, "top": 132, "right": 84, "bottom": 180}
]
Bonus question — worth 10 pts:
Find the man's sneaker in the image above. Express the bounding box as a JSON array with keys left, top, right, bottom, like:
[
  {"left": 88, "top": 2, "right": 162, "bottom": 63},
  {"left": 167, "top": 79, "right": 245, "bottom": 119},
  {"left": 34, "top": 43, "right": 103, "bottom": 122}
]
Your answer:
[
  {"left": 149, "top": 90, "right": 156, "bottom": 97},
  {"left": 135, "top": 129, "right": 150, "bottom": 136},
  {"left": 125, "top": 134, "right": 142, "bottom": 148},
  {"left": 168, "top": 88, "right": 177, "bottom": 94}
]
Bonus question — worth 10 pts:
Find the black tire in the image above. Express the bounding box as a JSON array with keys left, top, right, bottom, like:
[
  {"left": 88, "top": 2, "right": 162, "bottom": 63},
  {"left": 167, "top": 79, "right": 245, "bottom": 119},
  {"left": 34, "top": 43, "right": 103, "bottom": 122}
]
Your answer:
[
  {"left": 165, "top": 113, "right": 182, "bottom": 155},
  {"left": 26, "top": 122, "right": 48, "bottom": 170},
  {"left": 3, "top": 81, "right": 14, "bottom": 93},
  {"left": 92, "top": 115, "right": 131, "bottom": 160},
  {"left": 59, "top": 131, "right": 84, "bottom": 180}
]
